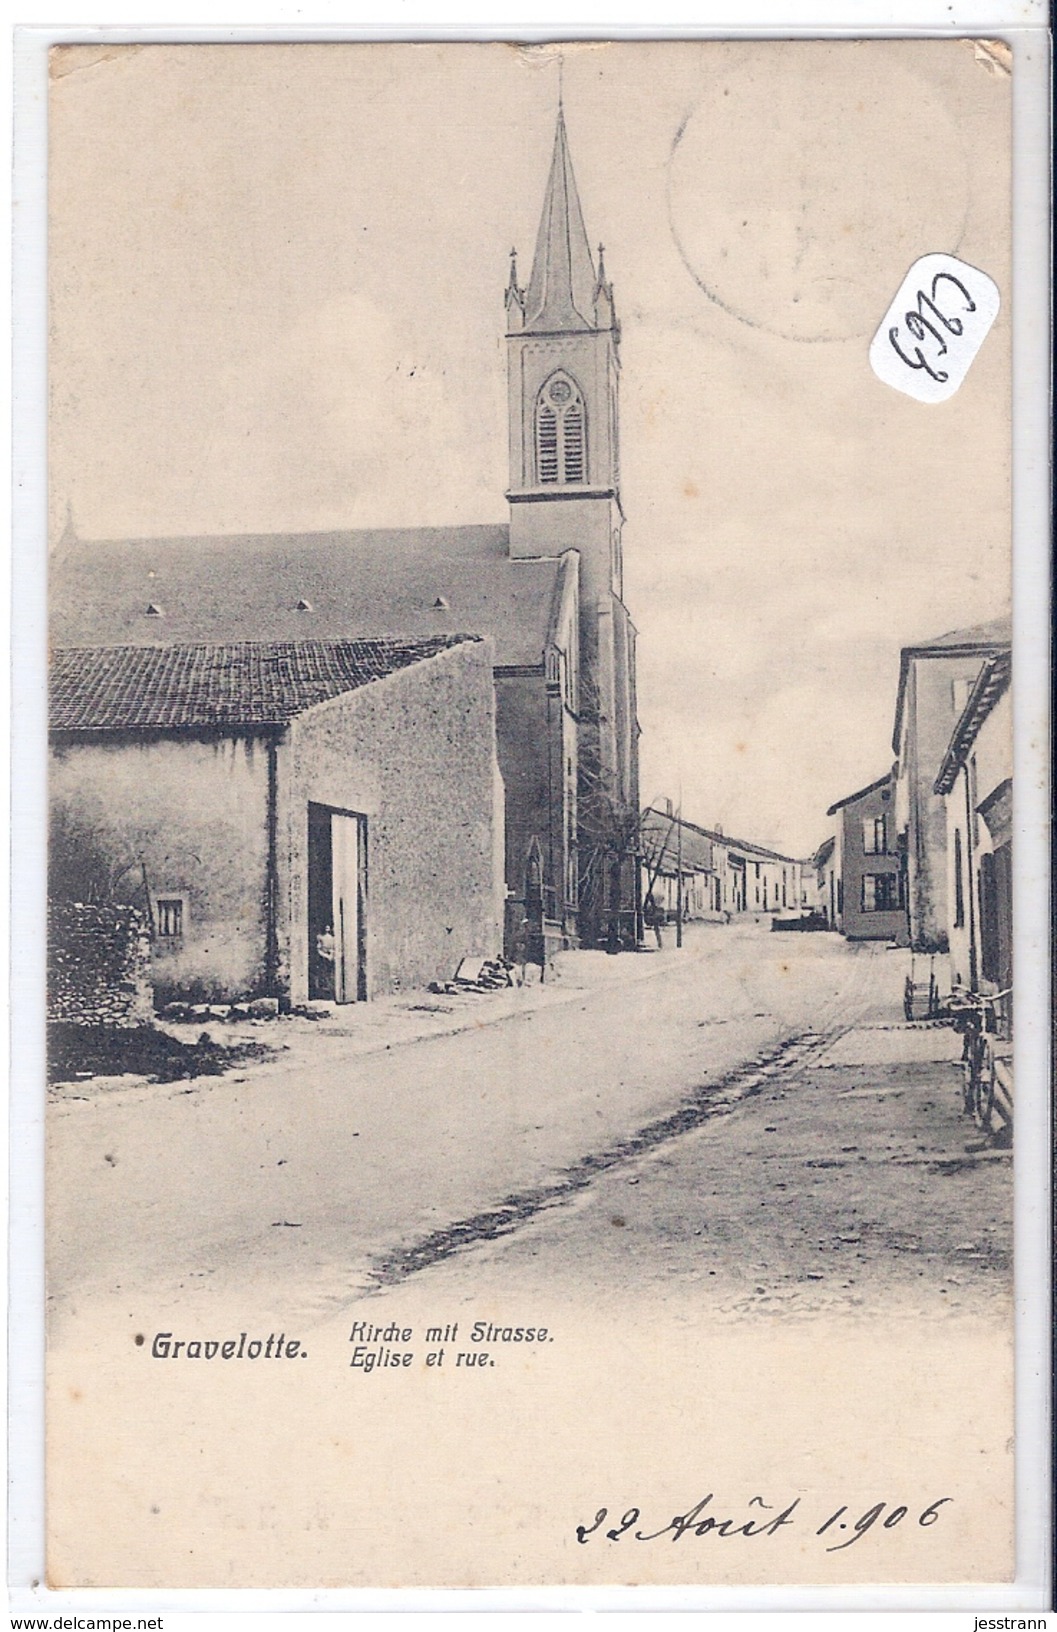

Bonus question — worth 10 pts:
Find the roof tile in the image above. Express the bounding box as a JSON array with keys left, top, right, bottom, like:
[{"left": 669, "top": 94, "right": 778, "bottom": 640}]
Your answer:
[{"left": 49, "top": 637, "right": 476, "bottom": 733}]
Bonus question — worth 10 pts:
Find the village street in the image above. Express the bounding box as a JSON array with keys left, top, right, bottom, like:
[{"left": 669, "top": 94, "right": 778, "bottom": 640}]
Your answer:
[{"left": 48, "top": 921, "right": 1011, "bottom": 1339}]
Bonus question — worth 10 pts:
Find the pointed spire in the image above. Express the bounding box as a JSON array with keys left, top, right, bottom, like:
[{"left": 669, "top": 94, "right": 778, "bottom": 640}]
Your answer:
[
  {"left": 523, "top": 106, "right": 598, "bottom": 333},
  {"left": 593, "top": 239, "right": 618, "bottom": 333},
  {"left": 505, "top": 244, "right": 525, "bottom": 328}
]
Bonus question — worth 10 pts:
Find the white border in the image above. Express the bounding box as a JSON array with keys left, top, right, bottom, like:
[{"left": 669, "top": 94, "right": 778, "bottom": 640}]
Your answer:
[{"left": 8, "top": 9, "right": 1052, "bottom": 1619}]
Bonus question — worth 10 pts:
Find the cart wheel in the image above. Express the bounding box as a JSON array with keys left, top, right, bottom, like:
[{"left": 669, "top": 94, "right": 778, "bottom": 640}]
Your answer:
[{"left": 974, "top": 1036, "right": 996, "bottom": 1131}]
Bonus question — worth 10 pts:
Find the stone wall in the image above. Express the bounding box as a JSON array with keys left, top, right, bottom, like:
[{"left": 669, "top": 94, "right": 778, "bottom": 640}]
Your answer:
[
  {"left": 284, "top": 640, "right": 504, "bottom": 1001},
  {"left": 50, "top": 734, "right": 271, "bottom": 1003},
  {"left": 47, "top": 901, "right": 153, "bottom": 1026}
]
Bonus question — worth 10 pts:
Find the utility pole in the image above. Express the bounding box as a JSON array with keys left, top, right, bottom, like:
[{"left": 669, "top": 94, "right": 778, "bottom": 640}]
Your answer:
[{"left": 676, "top": 790, "right": 684, "bottom": 949}]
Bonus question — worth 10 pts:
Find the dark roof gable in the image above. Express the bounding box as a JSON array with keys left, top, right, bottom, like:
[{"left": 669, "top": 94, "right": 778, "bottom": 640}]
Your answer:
[{"left": 826, "top": 771, "right": 892, "bottom": 816}]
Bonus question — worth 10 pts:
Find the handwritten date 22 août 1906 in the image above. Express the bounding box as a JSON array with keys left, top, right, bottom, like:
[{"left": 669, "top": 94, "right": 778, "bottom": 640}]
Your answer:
[{"left": 575, "top": 1494, "right": 952, "bottom": 1550}]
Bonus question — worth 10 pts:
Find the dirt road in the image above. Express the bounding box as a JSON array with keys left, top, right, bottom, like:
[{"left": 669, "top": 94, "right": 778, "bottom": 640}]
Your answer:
[
  {"left": 45, "top": 922, "right": 1014, "bottom": 1589},
  {"left": 48, "top": 922, "right": 1009, "bottom": 1334}
]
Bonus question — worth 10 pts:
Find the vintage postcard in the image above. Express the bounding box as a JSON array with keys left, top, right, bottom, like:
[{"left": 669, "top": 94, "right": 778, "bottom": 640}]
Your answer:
[{"left": 38, "top": 35, "right": 1034, "bottom": 1593}]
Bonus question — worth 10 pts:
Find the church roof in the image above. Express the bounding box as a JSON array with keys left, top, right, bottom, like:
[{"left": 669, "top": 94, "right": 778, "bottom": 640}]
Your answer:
[
  {"left": 50, "top": 524, "right": 565, "bottom": 670},
  {"left": 523, "top": 107, "right": 599, "bottom": 333},
  {"left": 49, "top": 637, "right": 476, "bottom": 733}
]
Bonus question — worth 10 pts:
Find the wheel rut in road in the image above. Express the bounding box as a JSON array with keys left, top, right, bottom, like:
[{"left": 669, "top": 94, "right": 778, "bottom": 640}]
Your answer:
[{"left": 365, "top": 1021, "right": 852, "bottom": 1291}]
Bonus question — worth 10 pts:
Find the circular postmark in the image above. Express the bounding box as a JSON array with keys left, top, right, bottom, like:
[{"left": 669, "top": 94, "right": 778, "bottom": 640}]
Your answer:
[{"left": 667, "top": 47, "right": 971, "bottom": 344}]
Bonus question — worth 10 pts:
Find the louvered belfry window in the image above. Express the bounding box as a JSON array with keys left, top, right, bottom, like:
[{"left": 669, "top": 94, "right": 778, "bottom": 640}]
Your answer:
[{"left": 536, "top": 373, "right": 586, "bottom": 485}]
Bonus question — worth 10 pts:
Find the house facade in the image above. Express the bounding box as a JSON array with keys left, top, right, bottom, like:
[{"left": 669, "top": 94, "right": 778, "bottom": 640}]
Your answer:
[
  {"left": 825, "top": 771, "right": 906, "bottom": 942},
  {"left": 891, "top": 618, "right": 1011, "bottom": 951},
  {"left": 50, "top": 106, "right": 639, "bottom": 958},
  {"left": 933, "top": 650, "right": 1012, "bottom": 996},
  {"left": 49, "top": 638, "right": 504, "bottom": 1005},
  {"left": 812, "top": 835, "right": 837, "bottom": 926}
]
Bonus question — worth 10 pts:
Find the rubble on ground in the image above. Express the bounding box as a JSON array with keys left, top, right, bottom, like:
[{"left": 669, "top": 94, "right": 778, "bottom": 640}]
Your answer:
[{"left": 428, "top": 956, "right": 519, "bottom": 995}]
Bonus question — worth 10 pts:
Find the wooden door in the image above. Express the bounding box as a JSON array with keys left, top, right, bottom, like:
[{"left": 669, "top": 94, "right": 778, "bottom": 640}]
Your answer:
[{"left": 331, "top": 813, "right": 364, "bottom": 1003}]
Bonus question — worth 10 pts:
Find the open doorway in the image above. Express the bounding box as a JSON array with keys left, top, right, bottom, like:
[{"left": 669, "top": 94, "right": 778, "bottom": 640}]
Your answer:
[{"left": 307, "top": 803, "right": 367, "bottom": 1002}]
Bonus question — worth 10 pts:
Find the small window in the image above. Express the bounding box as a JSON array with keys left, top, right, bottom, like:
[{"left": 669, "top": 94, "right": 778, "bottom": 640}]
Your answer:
[
  {"left": 155, "top": 897, "right": 185, "bottom": 939},
  {"left": 862, "top": 815, "right": 886, "bottom": 855}
]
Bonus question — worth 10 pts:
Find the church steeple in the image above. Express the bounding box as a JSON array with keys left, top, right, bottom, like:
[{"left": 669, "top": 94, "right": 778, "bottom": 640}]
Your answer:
[
  {"left": 522, "top": 107, "right": 599, "bottom": 333},
  {"left": 503, "top": 92, "right": 639, "bottom": 952},
  {"left": 506, "top": 101, "right": 623, "bottom": 590}
]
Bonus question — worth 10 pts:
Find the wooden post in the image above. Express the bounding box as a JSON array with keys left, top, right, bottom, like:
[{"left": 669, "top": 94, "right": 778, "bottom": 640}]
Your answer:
[{"left": 676, "top": 798, "right": 683, "bottom": 948}]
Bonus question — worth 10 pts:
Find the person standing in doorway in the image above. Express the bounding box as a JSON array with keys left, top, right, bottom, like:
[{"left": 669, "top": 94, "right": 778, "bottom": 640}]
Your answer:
[{"left": 315, "top": 922, "right": 336, "bottom": 1000}]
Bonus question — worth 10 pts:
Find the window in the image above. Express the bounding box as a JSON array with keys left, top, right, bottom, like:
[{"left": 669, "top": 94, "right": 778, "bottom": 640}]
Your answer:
[
  {"left": 155, "top": 897, "right": 185, "bottom": 939},
  {"left": 535, "top": 373, "right": 587, "bottom": 486},
  {"left": 861, "top": 874, "right": 900, "bottom": 913},
  {"left": 862, "top": 815, "right": 886, "bottom": 855},
  {"left": 953, "top": 827, "right": 965, "bottom": 928}
]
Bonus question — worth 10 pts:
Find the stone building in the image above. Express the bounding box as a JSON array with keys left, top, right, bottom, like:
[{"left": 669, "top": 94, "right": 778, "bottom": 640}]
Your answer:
[
  {"left": 824, "top": 770, "right": 907, "bottom": 943},
  {"left": 49, "top": 637, "right": 504, "bottom": 1005},
  {"left": 50, "top": 106, "right": 641, "bottom": 956},
  {"left": 891, "top": 617, "right": 1011, "bottom": 951}
]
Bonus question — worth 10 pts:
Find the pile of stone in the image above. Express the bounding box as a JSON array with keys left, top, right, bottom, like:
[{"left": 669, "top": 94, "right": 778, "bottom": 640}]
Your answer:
[
  {"left": 428, "top": 956, "right": 517, "bottom": 996},
  {"left": 158, "top": 998, "right": 333, "bottom": 1024}
]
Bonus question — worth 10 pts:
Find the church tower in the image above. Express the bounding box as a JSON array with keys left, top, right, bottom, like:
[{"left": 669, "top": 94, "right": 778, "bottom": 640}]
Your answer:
[
  {"left": 505, "top": 105, "right": 623, "bottom": 605},
  {"left": 506, "top": 105, "right": 639, "bottom": 947}
]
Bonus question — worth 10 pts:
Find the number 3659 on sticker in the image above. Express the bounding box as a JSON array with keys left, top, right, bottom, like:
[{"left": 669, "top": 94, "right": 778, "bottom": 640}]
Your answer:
[{"left": 869, "top": 253, "right": 1000, "bottom": 404}]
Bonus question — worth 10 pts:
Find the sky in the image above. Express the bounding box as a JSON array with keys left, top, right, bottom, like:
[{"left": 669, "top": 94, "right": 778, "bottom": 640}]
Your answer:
[{"left": 48, "top": 39, "right": 1012, "bottom": 857}]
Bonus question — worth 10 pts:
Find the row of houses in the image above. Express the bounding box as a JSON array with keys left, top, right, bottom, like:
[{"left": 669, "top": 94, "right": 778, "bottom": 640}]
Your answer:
[
  {"left": 813, "top": 617, "right": 1012, "bottom": 1001},
  {"left": 640, "top": 805, "right": 804, "bottom": 924}
]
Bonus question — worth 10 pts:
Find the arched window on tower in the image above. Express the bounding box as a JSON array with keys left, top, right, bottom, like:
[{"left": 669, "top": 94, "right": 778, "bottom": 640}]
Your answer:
[{"left": 535, "top": 373, "right": 587, "bottom": 486}]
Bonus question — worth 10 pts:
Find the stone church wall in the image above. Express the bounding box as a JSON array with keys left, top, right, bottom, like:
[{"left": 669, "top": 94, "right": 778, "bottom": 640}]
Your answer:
[{"left": 494, "top": 671, "right": 555, "bottom": 914}]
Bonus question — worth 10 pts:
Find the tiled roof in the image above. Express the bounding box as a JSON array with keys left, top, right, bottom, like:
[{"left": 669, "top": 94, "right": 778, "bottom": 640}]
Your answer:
[
  {"left": 49, "top": 525, "right": 563, "bottom": 670},
  {"left": 49, "top": 638, "right": 477, "bottom": 733},
  {"left": 641, "top": 807, "right": 800, "bottom": 867}
]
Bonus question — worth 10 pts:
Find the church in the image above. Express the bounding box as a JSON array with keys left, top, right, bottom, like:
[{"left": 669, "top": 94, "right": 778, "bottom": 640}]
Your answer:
[{"left": 50, "top": 105, "right": 641, "bottom": 964}]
